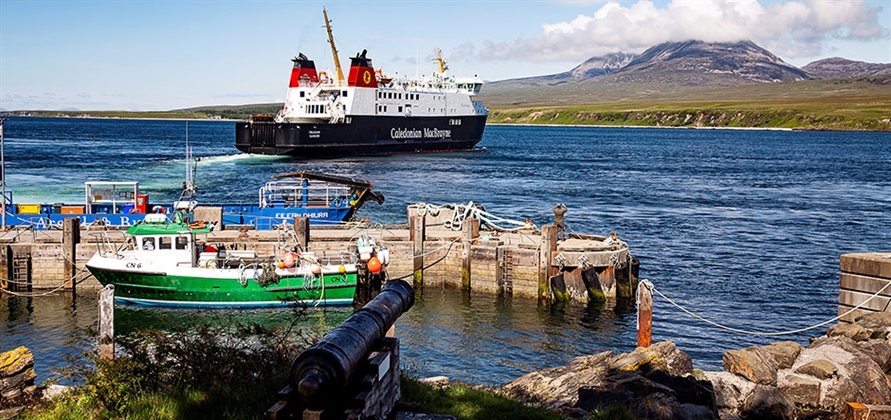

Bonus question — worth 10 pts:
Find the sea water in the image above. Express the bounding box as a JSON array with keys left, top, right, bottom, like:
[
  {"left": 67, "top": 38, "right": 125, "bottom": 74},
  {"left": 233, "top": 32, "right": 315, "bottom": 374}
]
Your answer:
[{"left": 1, "top": 117, "right": 889, "bottom": 386}]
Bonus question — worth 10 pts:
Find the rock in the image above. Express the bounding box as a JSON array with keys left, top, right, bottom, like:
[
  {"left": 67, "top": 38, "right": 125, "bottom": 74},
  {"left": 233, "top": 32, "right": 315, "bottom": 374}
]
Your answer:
[
  {"left": 0, "top": 347, "right": 34, "bottom": 378},
  {"left": 778, "top": 374, "right": 821, "bottom": 409},
  {"left": 761, "top": 341, "right": 801, "bottom": 369},
  {"left": 794, "top": 359, "right": 837, "bottom": 379},
  {"left": 396, "top": 413, "right": 456, "bottom": 420},
  {"left": 855, "top": 312, "right": 891, "bottom": 329},
  {"left": 42, "top": 384, "right": 71, "bottom": 400},
  {"left": 500, "top": 351, "right": 612, "bottom": 409},
  {"left": 822, "top": 355, "right": 891, "bottom": 409},
  {"left": 722, "top": 347, "right": 779, "bottom": 385},
  {"left": 651, "top": 341, "right": 694, "bottom": 377},
  {"left": 576, "top": 387, "right": 636, "bottom": 412},
  {"left": 0, "top": 407, "right": 25, "bottom": 420},
  {"left": 740, "top": 384, "right": 796, "bottom": 420},
  {"left": 701, "top": 371, "right": 754, "bottom": 412},
  {"left": 642, "top": 369, "right": 716, "bottom": 412},
  {"left": 0, "top": 346, "right": 36, "bottom": 410},
  {"left": 609, "top": 346, "right": 667, "bottom": 373},
  {"left": 794, "top": 336, "right": 891, "bottom": 414},
  {"left": 827, "top": 322, "right": 871, "bottom": 341},
  {"left": 608, "top": 341, "right": 692, "bottom": 376},
  {"left": 860, "top": 338, "right": 891, "bottom": 372},
  {"left": 418, "top": 376, "right": 449, "bottom": 387}
]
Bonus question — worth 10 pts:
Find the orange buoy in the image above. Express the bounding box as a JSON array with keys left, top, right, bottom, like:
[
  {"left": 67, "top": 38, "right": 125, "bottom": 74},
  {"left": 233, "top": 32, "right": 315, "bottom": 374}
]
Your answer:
[
  {"left": 311, "top": 264, "right": 322, "bottom": 275},
  {"left": 283, "top": 252, "right": 296, "bottom": 268},
  {"left": 277, "top": 261, "right": 285, "bottom": 269},
  {"left": 338, "top": 265, "right": 346, "bottom": 274},
  {"left": 367, "top": 257, "right": 382, "bottom": 273}
]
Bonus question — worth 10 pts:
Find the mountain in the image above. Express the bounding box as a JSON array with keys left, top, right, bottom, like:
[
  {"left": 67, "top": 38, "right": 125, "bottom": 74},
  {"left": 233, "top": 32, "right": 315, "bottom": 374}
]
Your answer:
[
  {"left": 480, "top": 40, "right": 813, "bottom": 106},
  {"left": 803, "top": 57, "right": 891, "bottom": 79},
  {"left": 607, "top": 40, "right": 809, "bottom": 85}
]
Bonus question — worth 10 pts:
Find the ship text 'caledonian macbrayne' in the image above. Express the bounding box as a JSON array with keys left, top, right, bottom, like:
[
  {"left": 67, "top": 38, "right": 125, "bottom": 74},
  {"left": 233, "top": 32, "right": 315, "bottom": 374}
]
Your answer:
[{"left": 235, "top": 10, "right": 488, "bottom": 157}]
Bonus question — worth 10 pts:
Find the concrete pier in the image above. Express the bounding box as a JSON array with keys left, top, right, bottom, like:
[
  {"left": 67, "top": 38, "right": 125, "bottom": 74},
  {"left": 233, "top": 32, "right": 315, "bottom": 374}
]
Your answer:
[
  {"left": 839, "top": 252, "right": 891, "bottom": 322},
  {"left": 0, "top": 205, "right": 636, "bottom": 303}
]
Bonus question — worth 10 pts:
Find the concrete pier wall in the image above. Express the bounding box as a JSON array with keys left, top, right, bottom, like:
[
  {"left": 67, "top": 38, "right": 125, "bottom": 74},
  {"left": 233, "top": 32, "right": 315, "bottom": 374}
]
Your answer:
[
  {"left": 0, "top": 211, "right": 634, "bottom": 302},
  {"left": 839, "top": 252, "right": 891, "bottom": 322}
]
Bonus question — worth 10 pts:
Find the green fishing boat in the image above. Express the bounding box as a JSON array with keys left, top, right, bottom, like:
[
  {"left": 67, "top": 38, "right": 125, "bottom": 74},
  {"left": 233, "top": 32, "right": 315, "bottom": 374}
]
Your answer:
[{"left": 85, "top": 213, "right": 358, "bottom": 307}]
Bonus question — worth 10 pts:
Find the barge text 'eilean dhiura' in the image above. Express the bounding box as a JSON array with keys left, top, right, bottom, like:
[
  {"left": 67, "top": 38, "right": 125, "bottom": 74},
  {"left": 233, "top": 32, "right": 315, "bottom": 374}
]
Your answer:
[{"left": 234, "top": 10, "right": 488, "bottom": 157}]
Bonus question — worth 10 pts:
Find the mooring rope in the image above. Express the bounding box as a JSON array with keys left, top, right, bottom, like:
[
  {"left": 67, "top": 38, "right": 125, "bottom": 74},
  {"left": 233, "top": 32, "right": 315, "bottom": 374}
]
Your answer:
[{"left": 647, "top": 277, "right": 891, "bottom": 337}]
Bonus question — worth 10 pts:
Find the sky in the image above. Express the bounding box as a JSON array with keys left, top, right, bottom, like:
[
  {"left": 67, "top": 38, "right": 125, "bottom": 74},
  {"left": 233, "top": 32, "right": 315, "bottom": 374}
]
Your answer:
[{"left": 1, "top": 0, "right": 889, "bottom": 111}]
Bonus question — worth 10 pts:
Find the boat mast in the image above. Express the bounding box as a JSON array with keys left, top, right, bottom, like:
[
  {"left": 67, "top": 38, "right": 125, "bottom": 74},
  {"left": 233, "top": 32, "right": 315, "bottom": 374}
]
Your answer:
[
  {"left": 0, "top": 118, "right": 5, "bottom": 231},
  {"left": 434, "top": 49, "right": 449, "bottom": 75},
  {"left": 323, "top": 8, "right": 345, "bottom": 87}
]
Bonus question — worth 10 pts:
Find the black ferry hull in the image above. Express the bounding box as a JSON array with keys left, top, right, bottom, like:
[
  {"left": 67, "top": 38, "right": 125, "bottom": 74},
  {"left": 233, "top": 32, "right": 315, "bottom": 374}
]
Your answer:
[{"left": 235, "top": 115, "right": 487, "bottom": 157}]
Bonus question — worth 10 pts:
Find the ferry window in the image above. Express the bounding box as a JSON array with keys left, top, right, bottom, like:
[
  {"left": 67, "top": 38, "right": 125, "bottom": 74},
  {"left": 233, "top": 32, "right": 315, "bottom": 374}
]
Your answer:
[
  {"left": 398, "top": 106, "right": 403, "bottom": 113},
  {"left": 300, "top": 92, "right": 305, "bottom": 98},
  {"left": 176, "top": 236, "right": 188, "bottom": 250},
  {"left": 142, "top": 238, "right": 155, "bottom": 251},
  {"left": 159, "top": 237, "right": 172, "bottom": 250},
  {"left": 342, "top": 91, "right": 347, "bottom": 97}
]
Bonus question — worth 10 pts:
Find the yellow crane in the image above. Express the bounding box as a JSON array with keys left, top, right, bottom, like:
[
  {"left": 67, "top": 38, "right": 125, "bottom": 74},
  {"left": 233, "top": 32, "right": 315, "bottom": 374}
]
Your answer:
[{"left": 323, "top": 8, "right": 345, "bottom": 86}]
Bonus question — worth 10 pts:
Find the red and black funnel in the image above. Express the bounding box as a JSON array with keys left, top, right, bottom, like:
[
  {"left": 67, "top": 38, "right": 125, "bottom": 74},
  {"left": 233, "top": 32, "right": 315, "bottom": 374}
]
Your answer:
[
  {"left": 347, "top": 49, "right": 377, "bottom": 88},
  {"left": 289, "top": 53, "right": 320, "bottom": 88}
]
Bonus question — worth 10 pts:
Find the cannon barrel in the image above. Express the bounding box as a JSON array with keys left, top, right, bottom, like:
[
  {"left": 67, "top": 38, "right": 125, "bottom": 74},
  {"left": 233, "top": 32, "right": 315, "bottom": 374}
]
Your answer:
[{"left": 289, "top": 279, "right": 415, "bottom": 408}]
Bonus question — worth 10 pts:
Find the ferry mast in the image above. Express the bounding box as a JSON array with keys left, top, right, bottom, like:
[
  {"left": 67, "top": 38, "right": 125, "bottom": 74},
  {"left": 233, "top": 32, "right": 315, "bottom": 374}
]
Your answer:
[{"left": 323, "top": 8, "right": 345, "bottom": 86}]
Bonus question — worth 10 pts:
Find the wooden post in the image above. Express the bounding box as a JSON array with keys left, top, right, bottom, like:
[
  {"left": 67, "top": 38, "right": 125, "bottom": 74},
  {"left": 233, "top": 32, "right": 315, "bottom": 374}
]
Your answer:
[
  {"left": 637, "top": 282, "right": 652, "bottom": 348},
  {"left": 99, "top": 285, "right": 115, "bottom": 360},
  {"left": 462, "top": 218, "right": 478, "bottom": 290},
  {"left": 63, "top": 217, "right": 80, "bottom": 296},
  {"left": 410, "top": 215, "right": 425, "bottom": 287},
  {"left": 845, "top": 402, "right": 891, "bottom": 420},
  {"left": 538, "top": 225, "right": 557, "bottom": 301},
  {"left": 293, "top": 216, "right": 310, "bottom": 251}
]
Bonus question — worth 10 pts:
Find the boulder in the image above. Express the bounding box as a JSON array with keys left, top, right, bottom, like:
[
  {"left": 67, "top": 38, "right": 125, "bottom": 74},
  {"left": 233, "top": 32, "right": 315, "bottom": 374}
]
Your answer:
[
  {"left": 860, "top": 338, "right": 891, "bottom": 372},
  {"left": 0, "top": 346, "right": 37, "bottom": 410},
  {"left": 795, "top": 359, "right": 838, "bottom": 379},
  {"left": 740, "top": 384, "right": 796, "bottom": 420},
  {"left": 608, "top": 341, "right": 692, "bottom": 376},
  {"left": 762, "top": 341, "right": 802, "bottom": 369},
  {"left": 827, "top": 322, "right": 872, "bottom": 341},
  {"left": 701, "top": 371, "right": 754, "bottom": 413},
  {"left": 722, "top": 346, "right": 779, "bottom": 385},
  {"left": 500, "top": 351, "right": 613, "bottom": 409},
  {"left": 777, "top": 373, "right": 821, "bottom": 409}
]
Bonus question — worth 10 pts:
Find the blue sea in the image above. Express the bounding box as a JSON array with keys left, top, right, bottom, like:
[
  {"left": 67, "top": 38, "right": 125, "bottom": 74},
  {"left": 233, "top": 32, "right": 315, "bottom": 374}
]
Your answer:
[{"left": 0, "top": 116, "right": 889, "bottom": 386}]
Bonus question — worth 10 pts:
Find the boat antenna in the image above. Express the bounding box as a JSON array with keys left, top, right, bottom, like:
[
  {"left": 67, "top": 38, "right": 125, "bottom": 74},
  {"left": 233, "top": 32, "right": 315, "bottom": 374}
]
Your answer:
[
  {"left": 178, "top": 122, "right": 198, "bottom": 209},
  {"left": 323, "top": 8, "right": 345, "bottom": 86}
]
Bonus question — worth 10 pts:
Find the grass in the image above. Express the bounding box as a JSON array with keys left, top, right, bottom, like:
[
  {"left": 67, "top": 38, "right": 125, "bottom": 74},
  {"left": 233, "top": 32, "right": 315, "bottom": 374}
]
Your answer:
[{"left": 399, "top": 375, "right": 636, "bottom": 420}]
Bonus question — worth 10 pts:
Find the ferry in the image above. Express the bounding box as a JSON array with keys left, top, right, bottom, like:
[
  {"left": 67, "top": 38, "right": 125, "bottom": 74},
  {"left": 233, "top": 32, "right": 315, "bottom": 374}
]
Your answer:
[{"left": 234, "top": 9, "right": 488, "bottom": 157}]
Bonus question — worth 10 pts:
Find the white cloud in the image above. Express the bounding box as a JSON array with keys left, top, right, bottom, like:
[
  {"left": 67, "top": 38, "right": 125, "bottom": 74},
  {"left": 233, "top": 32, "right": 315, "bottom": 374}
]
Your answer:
[{"left": 478, "top": 0, "right": 887, "bottom": 62}]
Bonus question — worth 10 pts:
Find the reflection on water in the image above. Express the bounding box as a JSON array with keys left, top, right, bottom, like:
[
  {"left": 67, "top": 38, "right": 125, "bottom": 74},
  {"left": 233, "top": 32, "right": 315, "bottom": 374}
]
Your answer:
[
  {"left": 396, "top": 287, "right": 638, "bottom": 386},
  {"left": 2, "top": 287, "right": 638, "bottom": 387}
]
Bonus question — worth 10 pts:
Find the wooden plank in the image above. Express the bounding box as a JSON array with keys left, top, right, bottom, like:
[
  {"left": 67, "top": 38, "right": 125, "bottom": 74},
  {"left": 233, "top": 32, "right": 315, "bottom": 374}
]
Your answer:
[
  {"left": 840, "top": 253, "right": 891, "bottom": 279},
  {"left": 839, "top": 290, "right": 891, "bottom": 312}
]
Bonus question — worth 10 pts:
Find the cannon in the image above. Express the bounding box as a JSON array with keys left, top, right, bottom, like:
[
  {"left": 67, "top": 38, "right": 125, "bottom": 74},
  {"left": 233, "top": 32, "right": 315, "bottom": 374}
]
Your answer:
[{"left": 289, "top": 279, "right": 415, "bottom": 409}]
